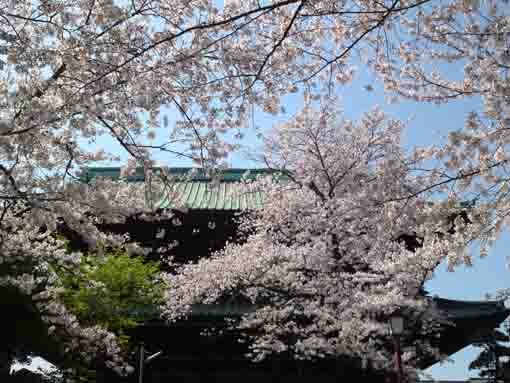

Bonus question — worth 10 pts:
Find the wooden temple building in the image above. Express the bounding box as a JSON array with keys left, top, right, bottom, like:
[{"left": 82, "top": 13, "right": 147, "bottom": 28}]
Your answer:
[{"left": 3, "top": 167, "right": 509, "bottom": 382}]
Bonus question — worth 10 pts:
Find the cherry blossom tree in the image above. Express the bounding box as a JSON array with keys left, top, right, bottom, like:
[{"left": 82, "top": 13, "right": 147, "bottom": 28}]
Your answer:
[
  {"left": 0, "top": 0, "right": 509, "bottom": 377},
  {"left": 162, "top": 104, "right": 491, "bottom": 377}
]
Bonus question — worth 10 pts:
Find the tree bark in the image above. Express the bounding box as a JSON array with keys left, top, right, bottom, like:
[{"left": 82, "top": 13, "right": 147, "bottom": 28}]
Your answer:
[{"left": 0, "top": 350, "right": 12, "bottom": 380}]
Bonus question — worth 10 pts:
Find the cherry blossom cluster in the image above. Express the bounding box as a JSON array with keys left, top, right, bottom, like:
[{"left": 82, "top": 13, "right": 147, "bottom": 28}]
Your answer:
[{"left": 162, "top": 106, "right": 491, "bottom": 374}]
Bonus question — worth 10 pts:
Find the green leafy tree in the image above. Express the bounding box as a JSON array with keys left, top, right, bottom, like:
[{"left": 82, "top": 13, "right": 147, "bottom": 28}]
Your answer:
[
  {"left": 38, "top": 248, "right": 165, "bottom": 382},
  {"left": 56, "top": 250, "right": 163, "bottom": 345}
]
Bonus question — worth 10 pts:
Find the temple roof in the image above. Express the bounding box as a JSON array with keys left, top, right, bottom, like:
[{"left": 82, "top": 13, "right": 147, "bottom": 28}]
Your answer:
[
  {"left": 133, "top": 298, "right": 509, "bottom": 323},
  {"left": 82, "top": 167, "right": 473, "bottom": 212},
  {"left": 82, "top": 167, "right": 272, "bottom": 211},
  {"left": 128, "top": 298, "right": 509, "bottom": 369},
  {"left": 434, "top": 298, "right": 509, "bottom": 321},
  {"left": 82, "top": 167, "right": 274, "bottom": 183},
  {"left": 158, "top": 181, "right": 265, "bottom": 210}
]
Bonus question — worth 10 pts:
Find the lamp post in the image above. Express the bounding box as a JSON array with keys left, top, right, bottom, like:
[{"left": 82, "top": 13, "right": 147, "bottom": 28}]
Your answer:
[
  {"left": 138, "top": 343, "right": 163, "bottom": 383},
  {"left": 389, "top": 315, "right": 404, "bottom": 383}
]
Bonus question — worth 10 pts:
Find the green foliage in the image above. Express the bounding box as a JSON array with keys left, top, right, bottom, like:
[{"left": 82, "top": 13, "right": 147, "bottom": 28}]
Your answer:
[{"left": 55, "top": 248, "right": 163, "bottom": 344}]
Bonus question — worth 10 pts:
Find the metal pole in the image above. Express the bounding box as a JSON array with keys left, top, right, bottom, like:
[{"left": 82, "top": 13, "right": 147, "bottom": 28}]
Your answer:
[
  {"left": 138, "top": 343, "right": 144, "bottom": 383},
  {"left": 393, "top": 335, "right": 404, "bottom": 383},
  {"left": 494, "top": 345, "right": 499, "bottom": 383}
]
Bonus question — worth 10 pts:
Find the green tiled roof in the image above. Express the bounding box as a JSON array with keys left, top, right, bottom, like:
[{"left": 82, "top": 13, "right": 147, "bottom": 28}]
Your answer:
[
  {"left": 82, "top": 167, "right": 274, "bottom": 211},
  {"left": 158, "top": 180, "right": 265, "bottom": 210}
]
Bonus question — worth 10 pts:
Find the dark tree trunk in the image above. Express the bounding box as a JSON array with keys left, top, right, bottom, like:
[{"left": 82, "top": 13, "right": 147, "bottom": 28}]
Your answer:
[{"left": 0, "top": 350, "right": 12, "bottom": 380}]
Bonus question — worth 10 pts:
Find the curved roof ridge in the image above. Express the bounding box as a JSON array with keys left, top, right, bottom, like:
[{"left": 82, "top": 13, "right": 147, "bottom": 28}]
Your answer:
[
  {"left": 81, "top": 167, "right": 277, "bottom": 183},
  {"left": 432, "top": 297, "right": 506, "bottom": 306}
]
